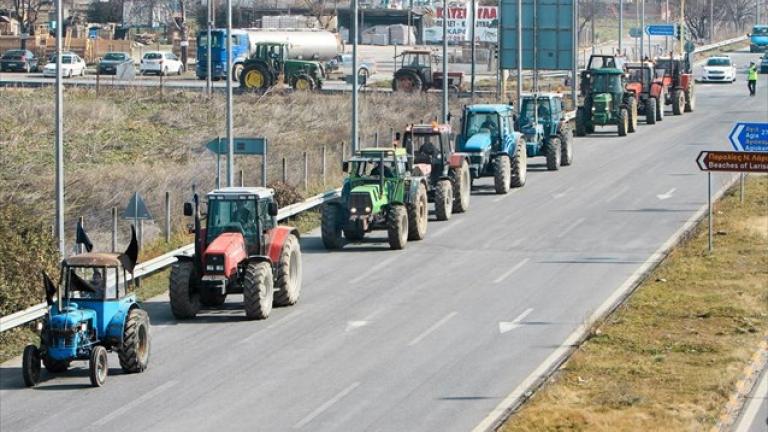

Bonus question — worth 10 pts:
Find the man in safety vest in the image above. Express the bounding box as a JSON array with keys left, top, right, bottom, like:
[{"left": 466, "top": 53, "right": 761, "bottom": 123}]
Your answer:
[{"left": 748, "top": 62, "right": 758, "bottom": 97}]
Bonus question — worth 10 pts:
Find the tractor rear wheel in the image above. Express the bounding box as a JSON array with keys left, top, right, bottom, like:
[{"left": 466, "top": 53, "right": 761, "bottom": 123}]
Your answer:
[
  {"left": 200, "top": 289, "right": 226, "bottom": 307},
  {"left": 510, "top": 138, "right": 528, "bottom": 188},
  {"left": 392, "top": 71, "right": 423, "bottom": 93},
  {"left": 628, "top": 98, "right": 638, "bottom": 133},
  {"left": 618, "top": 108, "right": 629, "bottom": 136},
  {"left": 273, "top": 234, "right": 302, "bottom": 307},
  {"left": 545, "top": 137, "right": 562, "bottom": 171},
  {"left": 387, "top": 205, "right": 409, "bottom": 250},
  {"left": 450, "top": 160, "right": 470, "bottom": 213},
  {"left": 89, "top": 346, "right": 108, "bottom": 387},
  {"left": 684, "top": 85, "right": 695, "bottom": 112},
  {"left": 434, "top": 179, "right": 454, "bottom": 221},
  {"left": 343, "top": 221, "right": 365, "bottom": 241},
  {"left": 118, "top": 308, "right": 151, "bottom": 373},
  {"left": 169, "top": 261, "right": 200, "bottom": 319},
  {"left": 657, "top": 90, "right": 665, "bottom": 121},
  {"left": 243, "top": 262, "right": 274, "bottom": 320},
  {"left": 575, "top": 108, "right": 587, "bottom": 137},
  {"left": 43, "top": 355, "right": 69, "bottom": 373},
  {"left": 22, "top": 345, "right": 41, "bottom": 387},
  {"left": 321, "top": 204, "right": 344, "bottom": 249},
  {"left": 240, "top": 63, "right": 272, "bottom": 91},
  {"left": 407, "top": 183, "right": 428, "bottom": 240},
  {"left": 559, "top": 128, "right": 574, "bottom": 166},
  {"left": 646, "top": 97, "right": 657, "bottom": 125},
  {"left": 672, "top": 89, "right": 684, "bottom": 115},
  {"left": 494, "top": 155, "right": 511, "bottom": 194}
]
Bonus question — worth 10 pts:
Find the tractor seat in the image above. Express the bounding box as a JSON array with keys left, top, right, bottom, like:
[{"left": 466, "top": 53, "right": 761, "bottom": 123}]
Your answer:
[{"left": 412, "top": 163, "right": 432, "bottom": 176}]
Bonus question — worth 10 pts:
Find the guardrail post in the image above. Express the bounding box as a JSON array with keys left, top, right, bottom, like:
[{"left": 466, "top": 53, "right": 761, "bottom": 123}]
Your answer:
[
  {"left": 165, "top": 191, "right": 171, "bottom": 243},
  {"left": 112, "top": 207, "right": 117, "bottom": 252},
  {"left": 160, "top": 71, "right": 164, "bottom": 98},
  {"left": 304, "top": 152, "right": 309, "bottom": 191},
  {"left": 282, "top": 158, "right": 287, "bottom": 183},
  {"left": 341, "top": 140, "right": 346, "bottom": 162},
  {"left": 322, "top": 145, "right": 327, "bottom": 187},
  {"left": 375, "top": 132, "right": 379, "bottom": 148},
  {"left": 240, "top": 169, "right": 244, "bottom": 187}
]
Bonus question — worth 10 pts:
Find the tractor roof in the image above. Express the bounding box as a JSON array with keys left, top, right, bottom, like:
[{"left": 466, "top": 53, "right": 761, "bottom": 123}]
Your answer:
[
  {"left": 403, "top": 49, "right": 432, "bottom": 54},
  {"left": 465, "top": 104, "right": 514, "bottom": 114},
  {"left": 521, "top": 92, "right": 563, "bottom": 100},
  {"left": 591, "top": 68, "right": 625, "bottom": 75},
  {"left": 65, "top": 253, "right": 122, "bottom": 267},
  {"left": 350, "top": 147, "right": 407, "bottom": 162},
  {"left": 626, "top": 62, "right": 654, "bottom": 69},
  {"left": 208, "top": 187, "right": 274, "bottom": 199},
  {"left": 405, "top": 122, "right": 452, "bottom": 134}
]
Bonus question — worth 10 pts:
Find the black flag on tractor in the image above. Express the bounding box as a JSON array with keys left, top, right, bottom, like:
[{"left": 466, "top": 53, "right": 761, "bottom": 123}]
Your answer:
[{"left": 76, "top": 221, "right": 93, "bottom": 253}]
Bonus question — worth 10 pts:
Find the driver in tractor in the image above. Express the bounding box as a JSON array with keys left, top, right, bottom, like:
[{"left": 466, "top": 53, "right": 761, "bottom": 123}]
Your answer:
[
  {"left": 537, "top": 100, "right": 550, "bottom": 120},
  {"left": 414, "top": 137, "right": 438, "bottom": 164},
  {"left": 233, "top": 201, "right": 257, "bottom": 233},
  {"left": 370, "top": 161, "right": 393, "bottom": 177}
]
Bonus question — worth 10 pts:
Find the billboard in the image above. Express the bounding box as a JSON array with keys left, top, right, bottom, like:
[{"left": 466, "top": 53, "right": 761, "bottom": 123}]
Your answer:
[
  {"left": 499, "top": 0, "right": 575, "bottom": 70},
  {"left": 422, "top": 5, "right": 499, "bottom": 43}
]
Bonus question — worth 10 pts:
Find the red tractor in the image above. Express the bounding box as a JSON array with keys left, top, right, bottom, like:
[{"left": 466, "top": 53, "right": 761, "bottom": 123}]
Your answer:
[
  {"left": 392, "top": 49, "right": 465, "bottom": 93},
  {"left": 625, "top": 61, "right": 667, "bottom": 124},
  {"left": 654, "top": 56, "right": 695, "bottom": 115},
  {"left": 170, "top": 187, "right": 302, "bottom": 320}
]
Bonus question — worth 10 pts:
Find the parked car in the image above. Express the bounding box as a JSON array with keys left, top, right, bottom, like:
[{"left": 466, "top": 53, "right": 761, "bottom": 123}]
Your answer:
[
  {"left": 761, "top": 52, "right": 768, "bottom": 74},
  {"left": 98, "top": 51, "right": 133, "bottom": 75},
  {"left": 42, "top": 53, "right": 86, "bottom": 78},
  {"left": 697, "top": 56, "right": 736, "bottom": 83},
  {"left": 326, "top": 53, "right": 377, "bottom": 80},
  {"left": 139, "top": 51, "right": 184, "bottom": 76},
  {"left": 0, "top": 49, "right": 39, "bottom": 73}
]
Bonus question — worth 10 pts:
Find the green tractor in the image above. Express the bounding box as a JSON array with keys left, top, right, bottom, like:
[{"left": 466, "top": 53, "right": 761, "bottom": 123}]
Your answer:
[
  {"left": 575, "top": 68, "right": 638, "bottom": 137},
  {"left": 322, "top": 147, "right": 429, "bottom": 250},
  {"left": 239, "top": 42, "right": 325, "bottom": 92}
]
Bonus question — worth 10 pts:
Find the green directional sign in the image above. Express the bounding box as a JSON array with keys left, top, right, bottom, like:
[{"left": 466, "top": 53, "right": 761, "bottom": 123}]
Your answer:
[
  {"left": 205, "top": 137, "right": 267, "bottom": 155},
  {"left": 629, "top": 27, "right": 643, "bottom": 38}
]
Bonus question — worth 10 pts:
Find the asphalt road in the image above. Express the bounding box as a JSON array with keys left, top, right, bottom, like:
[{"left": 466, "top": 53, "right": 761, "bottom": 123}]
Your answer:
[
  {"left": 1, "top": 51, "right": 766, "bottom": 432},
  {"left": 734, "top": 368, "right": 768, "bottom": 432}
]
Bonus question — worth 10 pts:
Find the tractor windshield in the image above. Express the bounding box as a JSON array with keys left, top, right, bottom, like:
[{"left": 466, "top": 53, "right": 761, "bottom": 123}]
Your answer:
[
  {"left": 627, "top": 67, "right": 651, "bottom": 86},
  {"left": 64, "top": 266, "right": 118, "bottom": 300},
  {"left": 350, "top": 159, "right": 400, "bottom": 178},
  {"left": 591, "top": 74, "right": 624, "bottom": 93},
  {"left": 401, "top": 53, "right": 430, "bottom": 68},
  {"left": 206, "top": 197, "right": 259, "bottom": 243},
  {"left": 464, "top": 112, "right": 500, "bottom": 137},
  {"left": 404, "top": 133, "right": 445, "bottom": 164},
  {"left": 519, "top": 98, "right": 552, "bottom": 125}
]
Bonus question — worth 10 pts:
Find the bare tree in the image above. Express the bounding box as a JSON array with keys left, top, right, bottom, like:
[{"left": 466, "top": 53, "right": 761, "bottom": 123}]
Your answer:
[
  {"left": 11, "top": 0, "right": 42, "bottom": 49},
  {"left": 301, "top": 0, "right": 334, "bottom": 30},
  {"left": 171, "top": 0, "right": 189, "bottom": 67}
]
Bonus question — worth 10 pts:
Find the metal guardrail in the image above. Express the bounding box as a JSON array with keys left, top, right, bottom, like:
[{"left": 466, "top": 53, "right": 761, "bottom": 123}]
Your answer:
[
  {"left": 693, "top": 36, "right": 748, "bottom": 54},
  {"left": 0, "top": 188, "right": 342, "bottom": 332}
]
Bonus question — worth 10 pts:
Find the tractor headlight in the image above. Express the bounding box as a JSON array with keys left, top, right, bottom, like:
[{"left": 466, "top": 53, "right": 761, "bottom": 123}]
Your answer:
[
  {"left": 36, "top": 322, "right": 43, "bottom": 331},
  {"left": 80, "top": 323, "right": 87, "bottom": 332},
  {"left": 206, "top": 264, "right": 215, "bottom": 271},
  {"left": 215, "top": 265, "right": 224, "bottom": 271},
  {"left": 350, "top": 207, "right": 357, "bottom": 214},
  {"left": 364, "top": 206, "right": 371, "bottom": 213},
  {"left": 591, "top": 107, "right": 596, "bottom": 112}
]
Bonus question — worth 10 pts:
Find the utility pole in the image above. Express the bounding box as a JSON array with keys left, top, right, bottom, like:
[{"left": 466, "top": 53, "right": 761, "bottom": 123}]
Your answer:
[
  {"left": 572, "top": 0, "right": 578, "bottom": 110},
  {"left": 619, "top": 0, "right": 624, "bottom": 54},
  {"left": 516, "top": 0, "right": 522, "bottom": 109},
  {"left": 442, "top": 1, "right": 449, "bottom": 123},
  {"left": 470, "top": 0, "right": 476, "bottom": 101},
  {"left": 226, "top": 0, "right": 234, "bottom": 186},
  {"left": 666, "top": 0, "right": 670, "bottom": 52},
  {"left": 55, "top": 0, "right": 64, "bottom": 257},
  {"left": 352, "top": 0, "right": 359, "bottom": 152},
  {"left": 206, "top": 0, "right": 213, "bottom": 95},
  {"left": 591, "top": 0, "right": 595, "bottom": 54},
  {"left": 640, "top": 0, "right": 645, "bottom": 61},
  {"left": 679, "top": 0, "right": 685, "bottom": 56},
  {"left": 709, "top": 0, "right": 713, "bottom": 42}
]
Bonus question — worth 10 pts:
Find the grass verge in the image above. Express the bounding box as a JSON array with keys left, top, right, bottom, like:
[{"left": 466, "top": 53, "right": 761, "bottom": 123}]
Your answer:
[{"left": 501, "top": 175, "right": 768, "bottom": 432}]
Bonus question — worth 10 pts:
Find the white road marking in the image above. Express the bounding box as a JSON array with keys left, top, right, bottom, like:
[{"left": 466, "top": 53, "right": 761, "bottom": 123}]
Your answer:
[
  {"left": 345, "top": 321, "right": 369, "bottom": 332},
  {"left": 734, "top": 369, "right": 768, "bottom": 432},
  {"left": 604, "top": 185, "right": 630, "bottom": 203},
  {"left": 656, "top": 188, "right": 677, "bottom": 200},
  {"left": 293, "top": 382, "right": 361, "bottom": 429},
  {"left": 493, "top": 258, "right": 530, "bottom": 284},
  {"left": 498, "top": 308, "right": 534, "bottom": 334},
  {"left": 349, "top": 255, "right": 399, "bottom": 285},
  {"left": 408, "top": 311, "right": 458, "bottom": 346},
  {"left": 431, "top": 218, "right": 465, "bottom": 238},
  {"left": 92, "top": 380, "right": 178, "bottom": 427},
  {"left": 556, "top": 217, "right": 585, "bottom": 239}
]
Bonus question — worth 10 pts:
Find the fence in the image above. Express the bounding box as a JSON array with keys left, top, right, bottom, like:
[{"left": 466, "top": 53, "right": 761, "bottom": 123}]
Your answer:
[{"left": 0, "top": 36, "right": 132, "bottom": 64}]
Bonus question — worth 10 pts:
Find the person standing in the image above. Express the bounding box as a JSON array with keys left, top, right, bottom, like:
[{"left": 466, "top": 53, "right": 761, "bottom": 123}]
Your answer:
[{"left": 748, "top": 62, "right": 758, "bottom": 97}]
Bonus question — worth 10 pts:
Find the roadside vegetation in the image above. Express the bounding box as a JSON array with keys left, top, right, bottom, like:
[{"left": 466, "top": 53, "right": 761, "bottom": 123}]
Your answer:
[{"left": 502, "top": 176, "right": 768, "bottom": 431}]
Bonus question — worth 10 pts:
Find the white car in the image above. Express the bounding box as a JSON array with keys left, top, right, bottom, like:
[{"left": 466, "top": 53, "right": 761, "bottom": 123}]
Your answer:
[
  {"left": 140, "top": 51, "right": 184, "bottom": 76},
  {"left": 42, "top": 53, "right": 86, "bottom": 78},
  {"left": 698, "top": 56, "right": 737, "bottom": 83}
]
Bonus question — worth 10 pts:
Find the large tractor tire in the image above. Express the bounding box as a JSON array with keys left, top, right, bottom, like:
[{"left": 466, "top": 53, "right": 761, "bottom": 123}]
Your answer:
[
  {"left": 407, "top": 183, "right": 428, "bottom": 241},
  {"left": 200, "top": 289, "right": 226, "bottom": 307},
  {"left": 510, "top": 138, "right": 528, "bottom": 188},
  {"left": 628, "top": 98, "right": 638, "bottom": 133},
  {"left": 387, "top": 205, "right": 409, "bottom": 250},
  {"left": 240, "top": 63, "right": 272, "bottom": 91},
  {"left": 22, "top": 345, "right": 41, "bottom": 387},
  {"left": 575, "top": 107, "right": 587, "bottom": 137},
  {"left": 434, "top": 179, "right": 454, "bottom": 221},
  {"left": 291, "top": 74, "right": 316, "bottom": 91},
  {"left": 232, "top": 63, "right": 244, "bottom": 82},
  {"left": 118, "top": 308, "right": 151, "bottom": 373},
  {"left": 646, "top": 97, "right": 657, "bottom": 125},
  {"left": 321, "top": 204, "right": 343, "bottom": 250},
  {"left": 43, "top": 355, "right": 70, "bottom": 373},
  {"left": 672, "top": 89, "right": 685, "bottom": 115},
  {"left": 392, "top": 70, "right": 423, "bottom": 93},
  {"left": 243, "top": 261, "right": 274, "bottom": 320},
  {"left": 169, "top": 261, "right": 200, "bottom": 319},
  {"left": 89, "top": 345, "right": 108, "bottom": 387},
  {"left": 559, "top": 128, "right": 574, "bottom": 166},
  {"left": 493, "top": 155, "right": 511, "bottom": 194},
  {"left": 656, "top": 90, "right": 665, "bottom": 121},
  {"left": 545, "top": 137, "right": 562, "bottom": 171},
  {"left": 273, "top": 234, "right": 302, "bottom": 307},
  {"left": 449, "top": 160, "right": 470, "bottom": 213},
  {"left": 684, "top": 85, "right": 695, "bottom": 112},
  {"left": 343, "top": 221, "right": 365, "bottom": 241},
  {"left": 618, "top": 108, "right": 629, "bottom": 137}
]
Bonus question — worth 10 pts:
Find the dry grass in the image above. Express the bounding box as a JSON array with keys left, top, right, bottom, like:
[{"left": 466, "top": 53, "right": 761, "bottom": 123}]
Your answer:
[{"left": 501, "top": 175, "right": 768, "bottom": 432}]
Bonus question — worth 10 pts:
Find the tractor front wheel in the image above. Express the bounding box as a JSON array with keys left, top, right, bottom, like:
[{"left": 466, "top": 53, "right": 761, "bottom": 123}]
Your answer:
[
  {"left": 494, "top": 155, "right": 511, "bottom": 194},
  {"left": 291, "top": 74, "right": 316, "bottom": 91},
  {"left": 22, "top": 345, "right": 41, "bottom": 387},
  {"left": 407, "top": 183, "right": 428, "bottom": 240},
  {"left": 545, "top": 137, "right": 562, "bottom": 171},
  {"left": 273, "top": 234, "right": 302, "bottom": 307},
  {"left": 243, "top": 262, "right": 274, "bottom": 320},
  {"left": 510, "top": 138, "right": 528, "bottom": 188},
  {"left": 618, "top": 108, "right": 629, "bottom": 136},
  {"left": 646, "top": 97, "right": 657, "bottom": 125},
  {"left": 657, "top": 90, "right": 665, "bottom": 121},
  {"left": 685, "top": 85, "right": 695, "bottom": 112},
  {"left": 450, "top": 159, "right": 470, "bottom": 213},
  {"left": 672, "top": 89, "right": 685, "bottom": 115},
  {"left": 43, "top": 355, "right": 69, "bottom": 373},
  {"left": 89, "top": 346, "right": 108, "bottom": 387},
  {"left": 559, "top": 128, "right": 574, "bottom": 166},
  {"left": 434, "top": 179, "right": 454, "bottom": 221},
  {"left": 169, "top": 261, "right": 200, "bottom": 319},
  {"left": 575, "top": 108, "right": 587, "bottom": 137},
  {"left": 628, "top": 98, "right": 638, "bottom": 133},
  {"left": 321, "top": 204, "right": 344, "bottom": 249},
  {"left": 118, "top": 308, "right": 151, "bottom": 373},
  {"left": 387, "top": 205, "right": 409, "bottom": 250}
]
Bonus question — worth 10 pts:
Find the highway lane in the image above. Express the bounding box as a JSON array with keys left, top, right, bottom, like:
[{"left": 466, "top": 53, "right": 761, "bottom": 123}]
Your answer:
[{"left": 1, "top": 51, "right": 766, "bottom": 432}]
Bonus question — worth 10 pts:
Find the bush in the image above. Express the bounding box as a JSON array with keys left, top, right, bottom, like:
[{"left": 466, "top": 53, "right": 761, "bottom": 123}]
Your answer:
[{"left": 269, "top": 181, "right": 304, "bottom": 208}]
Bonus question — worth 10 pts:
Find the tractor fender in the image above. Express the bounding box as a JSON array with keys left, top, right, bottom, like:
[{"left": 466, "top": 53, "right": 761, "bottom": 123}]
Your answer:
[
  {"left": 265, "top": 226, "right": 300, "bottom": 264},
  {"left": 104, "top": 300, "right": 141, "bottom": 348},
  {"left": 448, "top": 153, "right": 469, "bottom": 169},
  {"left": 406, "top": 176, "right": 428, "bottom": 204}
]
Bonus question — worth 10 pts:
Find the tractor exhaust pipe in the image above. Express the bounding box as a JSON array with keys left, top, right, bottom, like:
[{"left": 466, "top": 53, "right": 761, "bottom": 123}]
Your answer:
[{"left": 193, "top": 193, "right": 202, "bottom": 275}]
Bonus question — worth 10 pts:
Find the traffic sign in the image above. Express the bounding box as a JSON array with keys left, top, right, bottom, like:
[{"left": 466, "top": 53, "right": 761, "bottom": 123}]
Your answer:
[
  {"left": 122, "top": 192, "right": 153, "bottom": 220},
  {"left": 696, "top": 151, "right": 768, "bottom": 173},
  {"left": 645, "top": 24, "right": 677, "bottom": 37},
  {"left": 206, "top": 137, "right": 267, "bottom": 155},
  {"left": 728, "top": 122, "right": 768, "bottom": 152},
  {"left": 629, "top": 27, "right": 643, "bottom": 38}
]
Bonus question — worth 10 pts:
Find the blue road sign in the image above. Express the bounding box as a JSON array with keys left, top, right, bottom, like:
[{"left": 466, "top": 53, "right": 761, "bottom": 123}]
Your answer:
[
  {"left": 499, "top": 0, "right": 575, "bottom": 70},
  {"left": 645, "top": 24, "right": 677, "bottom": 37},
  {"left": 122, "top": 192, "right": 153, "bottom": 220},
  {"left": 729, "top": 122, "right": 768, "bottom": 152},
  {"left": 206, "top": 137, "right": 267, "bottom": 155}
]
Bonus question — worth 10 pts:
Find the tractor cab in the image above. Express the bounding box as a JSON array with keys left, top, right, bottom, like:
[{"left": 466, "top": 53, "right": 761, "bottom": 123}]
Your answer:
[
  {"left": 392, "top": 49, "right": 437, "bottom": 92},
  {"left": 518, "top": 94, "right": 564, "bottom": 137},
  {"left": 252, "top": 42, "right": 288, "bottom": 68},
  {"left": 345, "top": 148, "right": 408, "bottom": 181},
  {"left": 403, "top": 123, "right": 453, "bottom": 179},
  {"left": 587, "top": 54, "right": 628, "bottom": 71}
]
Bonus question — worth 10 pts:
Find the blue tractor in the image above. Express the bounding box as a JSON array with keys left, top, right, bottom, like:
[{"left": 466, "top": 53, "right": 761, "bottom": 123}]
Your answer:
[
  {"left": 455, "top": 104, "right": 527, "bottom": 194},
  {"left": 517, "top": 93, "right": 575, "bottom": 171},
  {"left": 22, "top": 227, "right": 151, "bottom": 387}
]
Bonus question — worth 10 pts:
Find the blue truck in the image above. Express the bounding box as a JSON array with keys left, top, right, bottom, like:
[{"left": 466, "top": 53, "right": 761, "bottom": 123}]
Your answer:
[
  {"left": 749, "top": 25, "right": 768, "bottom": 53},
  {"left": 196, "top": 29, "right": 251, "bottom": 81}
]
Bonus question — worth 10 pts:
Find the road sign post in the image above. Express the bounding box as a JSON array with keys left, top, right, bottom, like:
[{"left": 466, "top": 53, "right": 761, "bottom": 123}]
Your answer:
[{"left": 206, "top": 137, "right": 268, "bottom": 187}]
